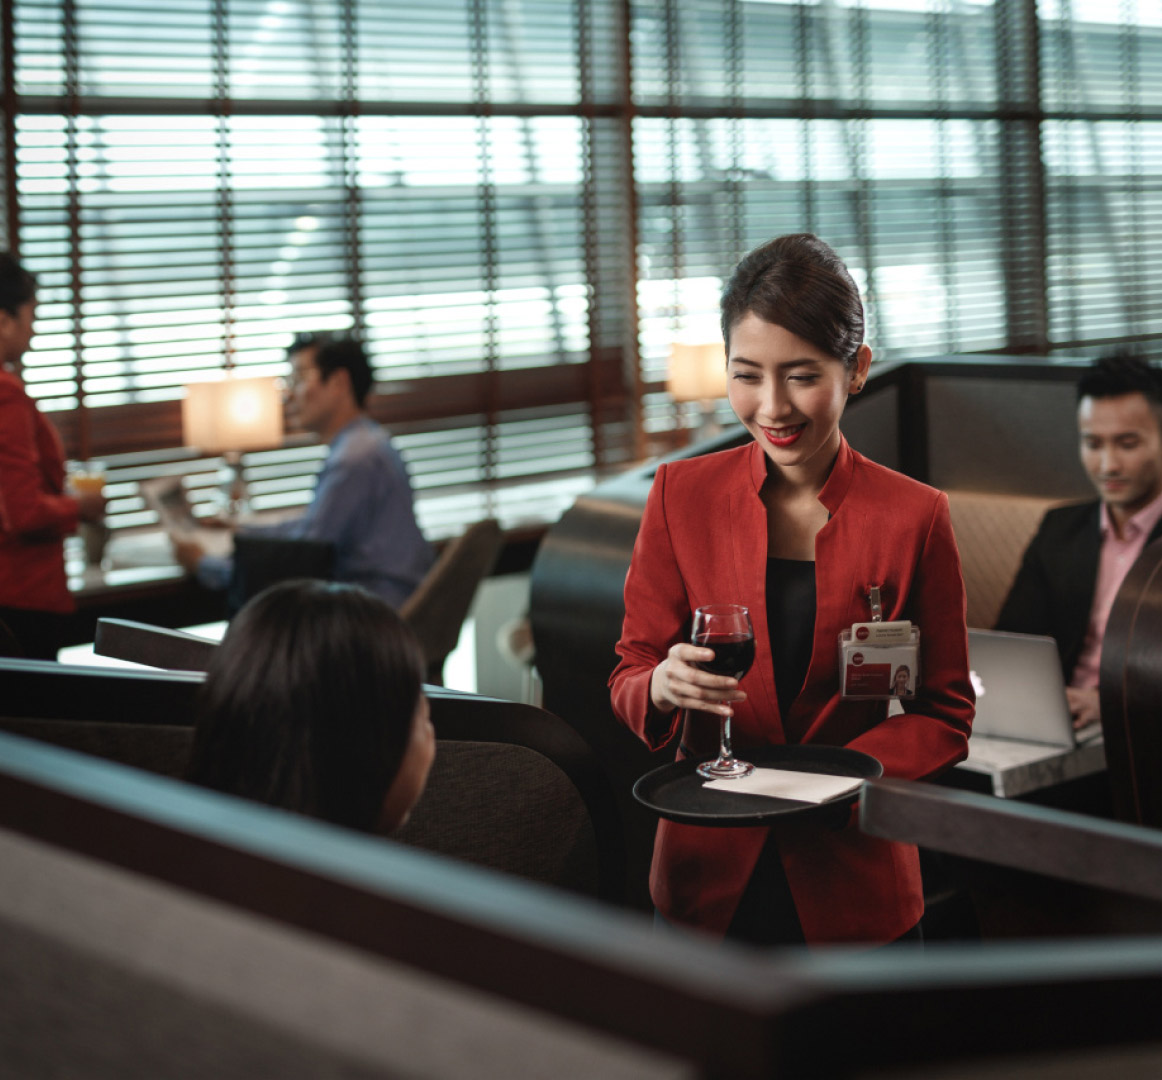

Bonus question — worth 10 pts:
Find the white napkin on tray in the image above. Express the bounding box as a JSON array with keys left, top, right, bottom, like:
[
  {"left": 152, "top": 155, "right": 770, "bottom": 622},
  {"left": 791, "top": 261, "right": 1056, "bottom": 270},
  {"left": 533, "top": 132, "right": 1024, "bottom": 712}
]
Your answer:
[{"left": 703, "top": 768, "right": 863, "bottom": 803}]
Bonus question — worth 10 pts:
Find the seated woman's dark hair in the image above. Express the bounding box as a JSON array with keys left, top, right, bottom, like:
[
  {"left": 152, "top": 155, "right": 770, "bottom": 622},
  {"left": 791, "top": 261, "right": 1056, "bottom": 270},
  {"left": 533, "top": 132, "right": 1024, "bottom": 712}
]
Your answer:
[
  {"left": 720, "top": 233, "right": 865, "bottom": 365},
  {"left": 186, "top": 579, "right": 427, "bottom": 832}
]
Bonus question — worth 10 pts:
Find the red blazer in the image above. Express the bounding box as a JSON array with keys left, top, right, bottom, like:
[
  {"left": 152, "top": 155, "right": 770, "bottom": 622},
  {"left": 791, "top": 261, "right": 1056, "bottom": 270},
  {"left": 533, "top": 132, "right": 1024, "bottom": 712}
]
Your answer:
[
  {"left": 0, "top": 369, "right": 78, "bottom": 613},
  {"left": 610, "top": 438, "right": 974, "bottom": 944}
]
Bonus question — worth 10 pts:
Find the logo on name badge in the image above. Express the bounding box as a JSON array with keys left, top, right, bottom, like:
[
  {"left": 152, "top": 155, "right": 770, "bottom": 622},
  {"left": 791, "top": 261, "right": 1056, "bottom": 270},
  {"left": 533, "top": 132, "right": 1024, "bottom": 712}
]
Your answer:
[
  {"left": 855, "top": 626, "right": 869, "bottom": 641},
  {"left": 852, "top": 652, "right": 864, "bottom": 665}
]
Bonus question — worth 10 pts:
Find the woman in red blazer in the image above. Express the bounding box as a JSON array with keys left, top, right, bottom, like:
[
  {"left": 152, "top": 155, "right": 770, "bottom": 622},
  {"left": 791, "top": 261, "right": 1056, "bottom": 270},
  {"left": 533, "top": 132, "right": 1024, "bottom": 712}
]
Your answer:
[
  {"left": 0, "top": 253, "right": 105, "bottom": 658},
  {"left": 610, "top": 235, "right": 974, "bottom": 946}
]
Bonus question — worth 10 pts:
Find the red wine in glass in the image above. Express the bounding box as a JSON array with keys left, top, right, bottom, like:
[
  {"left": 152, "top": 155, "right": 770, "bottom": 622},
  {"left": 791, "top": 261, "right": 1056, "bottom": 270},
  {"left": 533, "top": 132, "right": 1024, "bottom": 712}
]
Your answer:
[
  {"left": 692, "top": 605, "right": 755, "bottom": 779},
  {"left": 695, "top": 634, "right": 755, "bottom": 680}
]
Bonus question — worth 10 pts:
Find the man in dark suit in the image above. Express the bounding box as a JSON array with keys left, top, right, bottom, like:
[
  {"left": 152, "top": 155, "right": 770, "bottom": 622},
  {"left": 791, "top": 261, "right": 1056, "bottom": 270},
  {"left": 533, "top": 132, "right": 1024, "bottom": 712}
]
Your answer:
[{"left": 996, "top": 352, "right": 1162, "bottom": 732}]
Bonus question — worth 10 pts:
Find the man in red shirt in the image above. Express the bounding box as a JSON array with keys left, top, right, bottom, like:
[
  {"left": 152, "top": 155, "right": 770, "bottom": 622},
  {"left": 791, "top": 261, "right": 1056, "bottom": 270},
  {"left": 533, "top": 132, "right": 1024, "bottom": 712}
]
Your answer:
[{"left": 0, "top": 253, "right": 106, "bottom": 658}]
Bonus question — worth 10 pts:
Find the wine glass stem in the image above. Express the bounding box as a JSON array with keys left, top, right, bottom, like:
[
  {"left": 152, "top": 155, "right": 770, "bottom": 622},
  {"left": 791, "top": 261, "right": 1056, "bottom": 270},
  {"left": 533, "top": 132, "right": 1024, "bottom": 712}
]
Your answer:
[{"left": 719, "top": 715, "right": 735, "bottom": 763}]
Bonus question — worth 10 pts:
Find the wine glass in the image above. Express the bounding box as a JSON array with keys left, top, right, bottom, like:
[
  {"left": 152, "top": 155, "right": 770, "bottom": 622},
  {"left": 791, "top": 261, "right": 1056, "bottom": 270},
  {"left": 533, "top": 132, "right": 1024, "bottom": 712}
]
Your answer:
[{"left": 692, "top": 604, "right": 755, "bottom": 779}]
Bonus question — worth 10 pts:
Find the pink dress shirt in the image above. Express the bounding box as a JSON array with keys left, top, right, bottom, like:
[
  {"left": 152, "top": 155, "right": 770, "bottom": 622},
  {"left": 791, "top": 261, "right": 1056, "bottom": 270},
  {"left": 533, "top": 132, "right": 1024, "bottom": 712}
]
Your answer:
[{"left": 1070, "top": 491, "right": 1162, "bottom": 689}]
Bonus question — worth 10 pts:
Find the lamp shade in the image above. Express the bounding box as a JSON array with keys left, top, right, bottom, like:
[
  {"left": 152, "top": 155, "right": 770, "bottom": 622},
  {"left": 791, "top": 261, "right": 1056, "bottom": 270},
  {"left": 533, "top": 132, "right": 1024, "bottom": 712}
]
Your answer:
[
  {"left": 668, "top": 342, "right": 727, "bottom": 402},
  {"left": 182, "top": 376, "right": 284, "bottom": 454}
]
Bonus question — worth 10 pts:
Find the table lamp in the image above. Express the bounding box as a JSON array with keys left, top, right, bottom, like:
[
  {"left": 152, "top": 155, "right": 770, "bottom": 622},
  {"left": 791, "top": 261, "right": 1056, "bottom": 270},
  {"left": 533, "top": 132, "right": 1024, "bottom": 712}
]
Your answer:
[
  {"left": 668, "top": 342, "right": 727, "bottom": 442},
  {"left": 182, "top": 375, "right": 284, "bottom": 519}
]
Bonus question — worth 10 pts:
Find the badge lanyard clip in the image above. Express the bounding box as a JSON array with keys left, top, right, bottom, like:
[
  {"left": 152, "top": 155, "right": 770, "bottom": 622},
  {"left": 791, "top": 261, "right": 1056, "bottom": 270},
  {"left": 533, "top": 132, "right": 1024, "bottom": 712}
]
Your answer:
[{"left": 867, "top": 585, "right": 883, "bottom": 623}]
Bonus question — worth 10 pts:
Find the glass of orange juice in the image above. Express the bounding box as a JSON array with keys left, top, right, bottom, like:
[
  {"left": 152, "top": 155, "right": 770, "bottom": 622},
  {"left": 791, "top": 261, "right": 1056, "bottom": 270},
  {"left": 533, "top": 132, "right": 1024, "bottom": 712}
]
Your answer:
[
  {"left": 68, "top": 461, "right": 106, "bottom": 497},
  {"left": 68, "top": 461, "right": 109, "bottom": 567}
]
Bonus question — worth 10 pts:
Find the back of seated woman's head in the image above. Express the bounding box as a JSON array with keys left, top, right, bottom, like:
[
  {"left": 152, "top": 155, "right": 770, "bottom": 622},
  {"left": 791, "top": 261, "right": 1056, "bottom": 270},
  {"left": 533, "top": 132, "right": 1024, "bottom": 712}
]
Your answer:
[{"left": 186, "top": 579, "right": 433, "bottom": 833}]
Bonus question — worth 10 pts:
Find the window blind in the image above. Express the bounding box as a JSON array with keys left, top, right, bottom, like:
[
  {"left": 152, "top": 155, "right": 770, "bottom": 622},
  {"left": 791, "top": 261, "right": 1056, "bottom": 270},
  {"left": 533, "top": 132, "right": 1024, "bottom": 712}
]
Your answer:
[
  {"left": 2, "top": 0, "right": 1158, "bottom": 540},
  {"left": 6, "top": 0, "right": 633, "bottom": 539},
  {"left": 631, "top": 0, "right": 1160, "bottom": 443},
  {"left": 1040, "top": 0, "right": 1162, "bottom": 350}
]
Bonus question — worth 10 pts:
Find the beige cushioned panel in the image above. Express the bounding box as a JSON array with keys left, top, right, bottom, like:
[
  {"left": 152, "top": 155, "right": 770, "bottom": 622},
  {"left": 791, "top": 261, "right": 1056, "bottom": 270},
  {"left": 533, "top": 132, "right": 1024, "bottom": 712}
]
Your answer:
[{"left": 946, "top": 491, "right": 1073, "bottom": 630}]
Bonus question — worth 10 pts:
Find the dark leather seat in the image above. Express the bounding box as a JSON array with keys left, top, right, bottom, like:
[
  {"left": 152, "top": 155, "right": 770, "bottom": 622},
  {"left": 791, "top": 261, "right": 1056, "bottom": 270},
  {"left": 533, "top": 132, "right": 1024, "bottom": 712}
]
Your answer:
[
  {"left": 0, "top": 657, "right": 624, "bottom": 902},
  {"left": 226, "top": 535, "right": 336, "bottom": 616}
]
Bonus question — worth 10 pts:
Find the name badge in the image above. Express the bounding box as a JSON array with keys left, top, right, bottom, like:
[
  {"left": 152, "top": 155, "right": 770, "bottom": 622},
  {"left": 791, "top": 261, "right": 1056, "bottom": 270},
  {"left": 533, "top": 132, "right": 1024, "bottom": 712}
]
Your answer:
[{"left": 838, "top": 585, "right": 921, "bottom": 699}]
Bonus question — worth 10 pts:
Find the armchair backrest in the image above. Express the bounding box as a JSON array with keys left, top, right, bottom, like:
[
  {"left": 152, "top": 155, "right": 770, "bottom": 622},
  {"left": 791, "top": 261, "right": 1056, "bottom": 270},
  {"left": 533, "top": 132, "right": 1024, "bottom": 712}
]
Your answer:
[
  {"left": 0, "top": 657, "right": 199, "bottom": 777},
  {"left": 944, "top": 490, "right": 1069, "bottom": 629},
  {"left": 403, "top": 690, "right": 625, "bottom": 901},
  {"left": 400, "top": 518, "right": 503, "bottom": 683}
]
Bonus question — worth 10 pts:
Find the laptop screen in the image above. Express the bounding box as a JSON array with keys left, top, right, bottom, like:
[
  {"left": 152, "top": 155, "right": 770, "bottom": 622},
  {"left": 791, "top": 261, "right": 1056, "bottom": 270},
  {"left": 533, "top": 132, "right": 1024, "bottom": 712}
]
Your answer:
[{"left": 968, "top": 629, "right": 1080, "bottom": 748}]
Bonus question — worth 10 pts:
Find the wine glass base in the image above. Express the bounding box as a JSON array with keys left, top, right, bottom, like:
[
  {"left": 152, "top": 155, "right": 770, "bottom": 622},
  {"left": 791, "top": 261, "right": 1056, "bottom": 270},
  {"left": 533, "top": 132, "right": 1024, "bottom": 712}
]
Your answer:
[{"left": 696, "top": 758, "right": 755, "bottom": 780}]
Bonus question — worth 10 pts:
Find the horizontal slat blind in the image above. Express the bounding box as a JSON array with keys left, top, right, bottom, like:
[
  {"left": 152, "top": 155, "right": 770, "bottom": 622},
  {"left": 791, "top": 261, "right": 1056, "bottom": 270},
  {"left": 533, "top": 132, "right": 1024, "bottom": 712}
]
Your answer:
[
  {"left": 633, "top": 0, "right": 1025, "bottom": 416},
  {"left": 1040, "top": 0, "right": 1162, "bottom": 350},
  {"left": 7, "top": 0, "right": 633, "bottom": 539},
  {"left": 631, "top": 0, "right": 1158, "bottom": 440},
  {"left": 2, "top": 0, "right": 1158, "bottom": 542}
]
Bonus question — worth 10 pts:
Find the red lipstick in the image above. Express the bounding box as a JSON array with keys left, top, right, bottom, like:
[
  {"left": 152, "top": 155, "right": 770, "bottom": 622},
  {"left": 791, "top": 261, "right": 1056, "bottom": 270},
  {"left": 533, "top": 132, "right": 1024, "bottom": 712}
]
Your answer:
[{"left": 763, "top": 424, "right": 806, "bottom": 447}]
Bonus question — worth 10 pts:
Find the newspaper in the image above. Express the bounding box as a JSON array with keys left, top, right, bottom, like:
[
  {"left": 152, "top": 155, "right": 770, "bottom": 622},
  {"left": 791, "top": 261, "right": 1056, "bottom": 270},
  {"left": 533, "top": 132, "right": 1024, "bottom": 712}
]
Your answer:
[{"left": 139, "top": 477, "right": 233, "bottom": 559}]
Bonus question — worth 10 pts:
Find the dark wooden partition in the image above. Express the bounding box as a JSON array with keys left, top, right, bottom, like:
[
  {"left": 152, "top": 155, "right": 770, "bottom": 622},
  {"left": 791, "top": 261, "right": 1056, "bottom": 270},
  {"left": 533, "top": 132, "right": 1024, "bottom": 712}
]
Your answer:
[
  {"left": 94, "top": 617, "right": 219, "bottom": 672},
  {"left": 862, "top": 778, "right": 1162, "bottom": 938},
  {"left": 1, "top": 729, "right": 1160, "bottom": 1079},
  {"left": 0, "top": 657, "right": 203, "bottom": 725},
  {"left": 1100, "top": 537, "right": 1162, "bottom": 828}
]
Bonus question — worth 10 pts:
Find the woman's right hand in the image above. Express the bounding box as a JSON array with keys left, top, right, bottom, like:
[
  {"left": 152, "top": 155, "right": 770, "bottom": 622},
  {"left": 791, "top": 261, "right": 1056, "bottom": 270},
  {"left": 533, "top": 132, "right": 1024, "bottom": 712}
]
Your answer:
[
  {"left": 169, "top": 534, "right": 207, "bottom": 574},
  {"left": 75, "top": 491, "right": 107, "bottom": 523},
  {"left": 649, "top": 643, "right": 747, "bottom": 717}
]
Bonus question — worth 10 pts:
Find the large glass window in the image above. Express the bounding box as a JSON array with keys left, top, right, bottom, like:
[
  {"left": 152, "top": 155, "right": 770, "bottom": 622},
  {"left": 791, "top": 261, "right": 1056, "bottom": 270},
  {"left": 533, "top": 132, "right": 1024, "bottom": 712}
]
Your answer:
[
  {"left": 3, "top": 0, "right": 1158, "bottom": 533},
  {"left": 6, "top": 0, "right": 632, "bottom": 535},
  {"left": 631, "top": 0, "right": 1159, "bottom": 433}
]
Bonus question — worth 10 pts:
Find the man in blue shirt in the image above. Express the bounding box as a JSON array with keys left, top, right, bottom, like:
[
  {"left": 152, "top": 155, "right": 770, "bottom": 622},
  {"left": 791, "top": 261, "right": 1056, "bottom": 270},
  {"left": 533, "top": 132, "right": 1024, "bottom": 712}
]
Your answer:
[{"left": 173, "top": 335, "right": 433, "bottom": 608}]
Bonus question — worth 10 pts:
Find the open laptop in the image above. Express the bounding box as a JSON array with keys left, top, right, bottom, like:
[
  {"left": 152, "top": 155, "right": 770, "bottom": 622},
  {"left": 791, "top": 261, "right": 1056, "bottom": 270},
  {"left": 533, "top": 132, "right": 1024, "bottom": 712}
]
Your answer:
[{"left": 968, "top": 629, "right": 1102, "bottom": 748}]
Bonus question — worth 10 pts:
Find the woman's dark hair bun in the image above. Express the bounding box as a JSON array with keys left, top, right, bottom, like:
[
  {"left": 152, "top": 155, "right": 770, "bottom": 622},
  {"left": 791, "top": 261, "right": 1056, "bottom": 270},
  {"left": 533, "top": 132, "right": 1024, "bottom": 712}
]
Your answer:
[{"left": 720, "top": 234, "right": 864, "bottom": 365}]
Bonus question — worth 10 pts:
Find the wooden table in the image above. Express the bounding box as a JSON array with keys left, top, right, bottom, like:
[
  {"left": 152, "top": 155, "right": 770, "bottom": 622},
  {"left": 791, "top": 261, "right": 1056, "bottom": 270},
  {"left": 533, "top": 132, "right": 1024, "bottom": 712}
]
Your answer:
[{"left": 63, "top": 530, "right": 226, "bottom": 646}]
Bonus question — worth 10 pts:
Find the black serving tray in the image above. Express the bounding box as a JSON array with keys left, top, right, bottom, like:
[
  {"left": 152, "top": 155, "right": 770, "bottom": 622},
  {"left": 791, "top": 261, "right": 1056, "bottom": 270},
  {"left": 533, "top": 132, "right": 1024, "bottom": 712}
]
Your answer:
[{"left": 632, "top": 744, "right": 882, "bottom": 827}]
